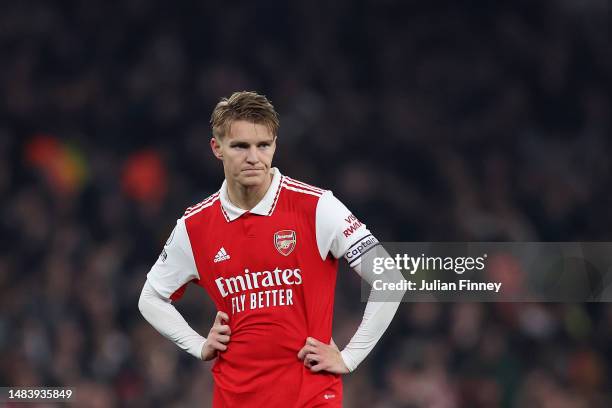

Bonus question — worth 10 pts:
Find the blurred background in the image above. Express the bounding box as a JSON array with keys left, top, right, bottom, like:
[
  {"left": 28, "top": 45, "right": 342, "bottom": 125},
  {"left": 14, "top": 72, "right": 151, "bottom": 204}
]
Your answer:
[{"left": 1, "top": 0, "right": 611, "bottom": 406}]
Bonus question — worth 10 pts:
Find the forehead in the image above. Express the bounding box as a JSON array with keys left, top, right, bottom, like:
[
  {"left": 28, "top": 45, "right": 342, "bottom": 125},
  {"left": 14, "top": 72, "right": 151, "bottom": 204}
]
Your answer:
[{"left": 226, "top": 120, "right": 274, "bottom": 142}]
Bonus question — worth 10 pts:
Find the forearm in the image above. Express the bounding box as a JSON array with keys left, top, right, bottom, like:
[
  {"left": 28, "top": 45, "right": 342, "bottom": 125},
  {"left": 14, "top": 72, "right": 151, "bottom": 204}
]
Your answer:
[
  {"left": 340, "top": 259, "right": 405, "bottom": 372},
  {"left": 138, "top": 279, "right": 206, "bottom": 359},
  {"left": 340, "top": 297, "right": 401, "bottom": 371}
]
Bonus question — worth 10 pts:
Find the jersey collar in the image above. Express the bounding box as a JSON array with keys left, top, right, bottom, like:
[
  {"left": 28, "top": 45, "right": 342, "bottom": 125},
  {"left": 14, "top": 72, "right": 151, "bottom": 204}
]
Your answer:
[{"left": 219, "top": 167, "right": 283, "bottom": 221}]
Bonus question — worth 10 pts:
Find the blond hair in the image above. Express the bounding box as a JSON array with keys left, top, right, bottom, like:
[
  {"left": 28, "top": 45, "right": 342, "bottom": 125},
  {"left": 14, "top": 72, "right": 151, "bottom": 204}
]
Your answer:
[{"left": 210, "top": 91, "right": 280, "bottom": 139}]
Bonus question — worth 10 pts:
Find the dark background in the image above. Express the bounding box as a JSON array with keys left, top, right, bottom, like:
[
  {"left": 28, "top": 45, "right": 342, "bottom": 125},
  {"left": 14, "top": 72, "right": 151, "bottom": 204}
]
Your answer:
[{"left": 1, "top": 0, "right": 611, "bottom": 406}]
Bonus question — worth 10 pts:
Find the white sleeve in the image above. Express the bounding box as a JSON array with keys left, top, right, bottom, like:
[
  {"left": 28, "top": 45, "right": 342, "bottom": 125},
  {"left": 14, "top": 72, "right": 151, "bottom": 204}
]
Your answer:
[
  {"left": 138, "top": 280, "right": 206, "bottom": 359},
  {"left": 339, "top": 260, "right": 404, "bottom": 372},
  {"left": 315, "top": 191, "right": 403, "bottom": 372},
  {"left": 147, "top": 217, "right": 199, "bottom": 299},
  {"left": 315, "top": 191, "right": 379, "bottom": 264}
]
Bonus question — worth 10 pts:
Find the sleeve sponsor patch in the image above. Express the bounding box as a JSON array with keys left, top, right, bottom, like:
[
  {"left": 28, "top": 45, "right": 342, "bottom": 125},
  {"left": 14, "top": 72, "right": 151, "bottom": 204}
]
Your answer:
[
  {"left": 159, "top": 248, "right": 168, "bottom": 262},
  {"left": 343, "top": 214, "right": 364, "bottom": 237},
  {"left": 147, "top": 218, "right": 199, "bottom": 299}
]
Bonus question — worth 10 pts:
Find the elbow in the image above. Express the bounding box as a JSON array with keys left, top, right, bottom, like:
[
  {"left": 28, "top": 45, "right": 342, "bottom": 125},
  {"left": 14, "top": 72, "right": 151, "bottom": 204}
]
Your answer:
[
  {"left": 138, "top": 283, "right": 150, "bottom": 317},
  {"left": 138, "top": 290, "right": 146, "bottom": 316}
]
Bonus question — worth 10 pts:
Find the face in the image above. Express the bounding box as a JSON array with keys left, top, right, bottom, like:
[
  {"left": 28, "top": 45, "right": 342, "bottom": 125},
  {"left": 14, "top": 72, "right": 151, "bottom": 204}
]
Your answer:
[{"left": 211, "top": 120, "right": 277, "bottom": 189}]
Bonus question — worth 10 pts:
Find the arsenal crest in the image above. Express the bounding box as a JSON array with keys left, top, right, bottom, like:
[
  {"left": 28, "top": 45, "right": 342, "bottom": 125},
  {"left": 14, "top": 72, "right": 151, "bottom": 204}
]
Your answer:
[{"left": 274, "top": 230, "right": 297, "bottom": 256}]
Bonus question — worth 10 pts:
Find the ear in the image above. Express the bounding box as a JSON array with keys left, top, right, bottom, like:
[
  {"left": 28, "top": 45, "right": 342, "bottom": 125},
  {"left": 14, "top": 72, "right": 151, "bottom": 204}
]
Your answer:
[{"left": 210, "top": 137, "right": 223, "bottom": 160}]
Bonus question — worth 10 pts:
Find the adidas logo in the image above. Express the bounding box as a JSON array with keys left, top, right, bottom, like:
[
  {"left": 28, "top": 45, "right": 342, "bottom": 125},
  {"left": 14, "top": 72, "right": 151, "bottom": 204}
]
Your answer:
[{"left": 214, "top": 247, "right": 231, "bottom": 263}]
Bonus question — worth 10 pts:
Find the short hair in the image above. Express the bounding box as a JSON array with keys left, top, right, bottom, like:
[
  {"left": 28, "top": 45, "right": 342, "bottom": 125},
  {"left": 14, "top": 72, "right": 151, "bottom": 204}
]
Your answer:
[{"left": 210, "top": 91, "right": 280, "bottom": 139}]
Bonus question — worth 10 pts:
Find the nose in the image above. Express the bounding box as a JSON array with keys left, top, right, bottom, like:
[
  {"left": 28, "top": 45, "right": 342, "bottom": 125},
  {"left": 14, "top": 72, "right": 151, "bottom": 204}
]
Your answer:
[{"left": 246, "top": 146, "right": 259, "bottom": 164}]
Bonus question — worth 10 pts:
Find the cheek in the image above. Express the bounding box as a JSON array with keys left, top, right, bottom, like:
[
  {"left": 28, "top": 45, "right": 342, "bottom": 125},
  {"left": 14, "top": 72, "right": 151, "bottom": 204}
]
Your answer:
[
  {"left": 226, "top": 155, "right": 243, "bottom": 171},
  {"left": 229, "top": 152, "right": 245, "bottom": 163},
  {"left": 262, "top": 149, "right": 275, "bottom": 163}
]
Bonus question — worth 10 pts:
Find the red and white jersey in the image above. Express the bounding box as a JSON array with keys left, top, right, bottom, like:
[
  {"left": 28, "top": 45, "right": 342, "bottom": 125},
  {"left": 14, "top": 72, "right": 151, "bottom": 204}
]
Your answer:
[{"left": 147, "top": 168, "right": 379, "bottom": 407}]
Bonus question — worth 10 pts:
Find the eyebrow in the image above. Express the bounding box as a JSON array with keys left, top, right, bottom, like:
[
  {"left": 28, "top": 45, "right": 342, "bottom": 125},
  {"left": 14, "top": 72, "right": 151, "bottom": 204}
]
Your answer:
[{"left": 229, "top": 139, "right": 274, "bottom": 147}]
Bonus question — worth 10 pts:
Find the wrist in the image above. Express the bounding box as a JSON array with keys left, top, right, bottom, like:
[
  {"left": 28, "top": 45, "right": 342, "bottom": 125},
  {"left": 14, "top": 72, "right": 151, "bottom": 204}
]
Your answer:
[
  {"left": 198, "top": 340, "right": 211, "bottom": 360},
  {"left": 339, "top": 349, "right": 355, "bottom": 373}
]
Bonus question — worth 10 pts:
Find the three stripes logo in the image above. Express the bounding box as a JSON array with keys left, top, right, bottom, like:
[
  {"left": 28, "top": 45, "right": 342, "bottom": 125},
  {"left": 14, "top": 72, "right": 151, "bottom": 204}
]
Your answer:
[{"left": 214, "top": 247, "right": 231, "bottom": 263}]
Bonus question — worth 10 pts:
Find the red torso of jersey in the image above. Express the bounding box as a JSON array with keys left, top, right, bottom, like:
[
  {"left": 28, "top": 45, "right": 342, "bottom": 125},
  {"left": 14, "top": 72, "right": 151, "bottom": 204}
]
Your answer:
[{"left": 183, "top": 176, "right": 342, "bottom": 407}]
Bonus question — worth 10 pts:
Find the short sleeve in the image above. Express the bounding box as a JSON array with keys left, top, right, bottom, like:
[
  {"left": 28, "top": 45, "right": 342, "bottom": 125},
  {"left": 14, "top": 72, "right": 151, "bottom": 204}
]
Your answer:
[
  {"left": 147, "top": 218, "right": 199, "bottom": 299},
  {"left": 315, "top": 191, "right": 380, "bottom": 267}
]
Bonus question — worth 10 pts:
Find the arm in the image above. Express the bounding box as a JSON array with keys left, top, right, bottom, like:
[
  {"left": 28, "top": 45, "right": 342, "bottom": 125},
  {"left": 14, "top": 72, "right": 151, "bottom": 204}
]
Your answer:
[
  {"left": 140, "top": 218, "right": 231, "bottom": 360},
  {"left": 138, "top": 281, "right": 232, "bottom": 360},
  {"left": 298, "top": 191, "right": 404, "bottom": 373},
  {"left": 298, "top": 247, "right": 404, "bottom": 373},
  {"left": 340, "top": 258, "right": 405, "bottom": 372},
  {"left": 138, "top": 280, "right": 206, "bottom": 359}
]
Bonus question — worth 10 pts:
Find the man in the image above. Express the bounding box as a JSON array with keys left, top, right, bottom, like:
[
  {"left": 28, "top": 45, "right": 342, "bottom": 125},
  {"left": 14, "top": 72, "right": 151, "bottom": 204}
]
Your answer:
[{"left": 139, "top": 91, "right": 403, "bottom": 407}]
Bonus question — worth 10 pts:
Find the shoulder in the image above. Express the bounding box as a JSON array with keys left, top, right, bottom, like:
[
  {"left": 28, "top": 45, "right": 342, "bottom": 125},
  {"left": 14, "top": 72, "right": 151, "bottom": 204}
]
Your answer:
[
  {"left": 278, "top": 175, "right": 330, "bottom": 216},
  {"left": 182, "top": 191, "right": 221, "bottom": 220},
  {"left": 280, "top": 175, "right": 327, "bottom": 200}
]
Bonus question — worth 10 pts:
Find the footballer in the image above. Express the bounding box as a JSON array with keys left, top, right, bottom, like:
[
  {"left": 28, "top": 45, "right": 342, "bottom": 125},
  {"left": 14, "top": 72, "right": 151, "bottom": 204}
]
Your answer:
[{"left": 139, "top": 91, "right": 403, "bottom": 407}]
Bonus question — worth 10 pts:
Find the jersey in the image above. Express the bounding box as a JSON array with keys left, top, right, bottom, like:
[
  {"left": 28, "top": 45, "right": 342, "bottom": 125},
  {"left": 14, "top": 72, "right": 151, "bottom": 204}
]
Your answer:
[{"left": 147, "top": 168, "right": 379, "bottom": 407}]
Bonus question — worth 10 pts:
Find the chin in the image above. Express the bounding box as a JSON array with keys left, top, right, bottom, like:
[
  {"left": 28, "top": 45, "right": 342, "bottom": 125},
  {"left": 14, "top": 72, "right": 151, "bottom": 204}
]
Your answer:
[{"left": 239, "top": 174, "right": 266, "bottom": 187}]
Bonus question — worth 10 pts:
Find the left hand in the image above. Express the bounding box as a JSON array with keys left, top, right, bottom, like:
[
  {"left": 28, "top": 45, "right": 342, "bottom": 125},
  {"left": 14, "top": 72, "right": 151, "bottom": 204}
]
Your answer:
[{"left": 297, "top": 337, "right": 349, "bottom": 374}]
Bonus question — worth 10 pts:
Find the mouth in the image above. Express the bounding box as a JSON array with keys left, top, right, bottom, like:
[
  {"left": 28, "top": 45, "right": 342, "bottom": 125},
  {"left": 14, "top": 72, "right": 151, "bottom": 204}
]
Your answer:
[{"left": 241, "top": 168, "right": 264, "bottom": 173}]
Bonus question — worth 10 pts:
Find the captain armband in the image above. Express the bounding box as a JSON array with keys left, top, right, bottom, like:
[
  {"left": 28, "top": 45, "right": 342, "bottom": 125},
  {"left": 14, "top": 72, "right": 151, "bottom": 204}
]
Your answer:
[{"left": 343, "top": 234, "right": 380, "bottom": 268}]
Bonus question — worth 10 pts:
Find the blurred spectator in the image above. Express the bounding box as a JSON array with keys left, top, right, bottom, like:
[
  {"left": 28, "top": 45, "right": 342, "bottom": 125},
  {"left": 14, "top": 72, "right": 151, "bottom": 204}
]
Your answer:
[{"left": 1, "top": 0, "right": 610, "bottom": 407}]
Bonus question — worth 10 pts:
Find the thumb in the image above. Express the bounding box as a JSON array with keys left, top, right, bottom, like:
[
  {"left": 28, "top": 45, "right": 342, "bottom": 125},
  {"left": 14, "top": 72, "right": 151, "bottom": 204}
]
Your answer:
[{"left": 330, "top": 338, "right": 337, "bottom": 347}]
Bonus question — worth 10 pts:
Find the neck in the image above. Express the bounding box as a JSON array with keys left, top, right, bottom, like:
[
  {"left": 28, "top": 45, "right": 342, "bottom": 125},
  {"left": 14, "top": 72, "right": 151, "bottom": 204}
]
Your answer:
[{"left": 226, "top": 171, "right": 273, "bottom": 211}]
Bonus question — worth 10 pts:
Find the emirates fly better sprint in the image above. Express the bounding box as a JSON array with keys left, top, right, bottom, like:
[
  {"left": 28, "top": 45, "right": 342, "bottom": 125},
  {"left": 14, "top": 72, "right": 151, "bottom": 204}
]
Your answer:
[{"left": 371, "top": 253, "right": 502, "bottom": 293}]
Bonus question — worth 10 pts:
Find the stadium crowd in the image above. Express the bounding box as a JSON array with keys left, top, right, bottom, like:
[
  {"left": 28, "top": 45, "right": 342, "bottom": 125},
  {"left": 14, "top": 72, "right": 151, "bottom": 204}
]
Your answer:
[{"left": 1, "top": 0, "right": 610, "bottom": 406}]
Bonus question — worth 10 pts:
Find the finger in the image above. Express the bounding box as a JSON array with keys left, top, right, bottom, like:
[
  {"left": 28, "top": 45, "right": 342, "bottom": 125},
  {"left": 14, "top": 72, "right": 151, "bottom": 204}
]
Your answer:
[
  {"left": 304, "top": 354, "right": 329, "bottom": 372},
  {"left": 304, "top": 357, "right": 317, "bottom": 368},
  {"left": 307, "top": 353, "right": 320, "bottom": 362},
  {"left": 212, "top": 341, "right": 227, "bottom": 352},
  {"left": 310, "top": 362, "right": 327, "bottom": 373},
  {"left": 297, "top": 346, "right": 309, "bottom": 360},
  {"left": 306, "top": 337, "right": 321, "bottom": 347},
  {"left": 302, "top": 353, "right": 319, "bottom": 367},
  {"left": 216, "top": 324, "right": 231, "bottom": 335},
  {"left": 298, "top": 345, "right": 316, "bottom": 360},
  {"left": 215, "top": 311, "right": 230, "bottom": 325},
  {"left": 216, "top": 334, "right": 230, "bottom": 344},
  {"left": 306, "top": 355, "right": 320, "bottom": 367},
  {"left": 297, "top": 345, "right": 317, "bottom": 360}
]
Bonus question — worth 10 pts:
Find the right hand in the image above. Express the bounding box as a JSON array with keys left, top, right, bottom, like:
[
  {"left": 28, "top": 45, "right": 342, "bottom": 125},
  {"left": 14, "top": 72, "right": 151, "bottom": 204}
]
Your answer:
[{"left": 201, "top": 311, "right": 231, "bottom": 361}]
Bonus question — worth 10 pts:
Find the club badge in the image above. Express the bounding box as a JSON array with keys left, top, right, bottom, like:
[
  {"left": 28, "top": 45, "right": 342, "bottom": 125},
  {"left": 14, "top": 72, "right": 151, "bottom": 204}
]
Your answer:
[{"left": 274, "top": 230, "right": 297, "bottom": 256}]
